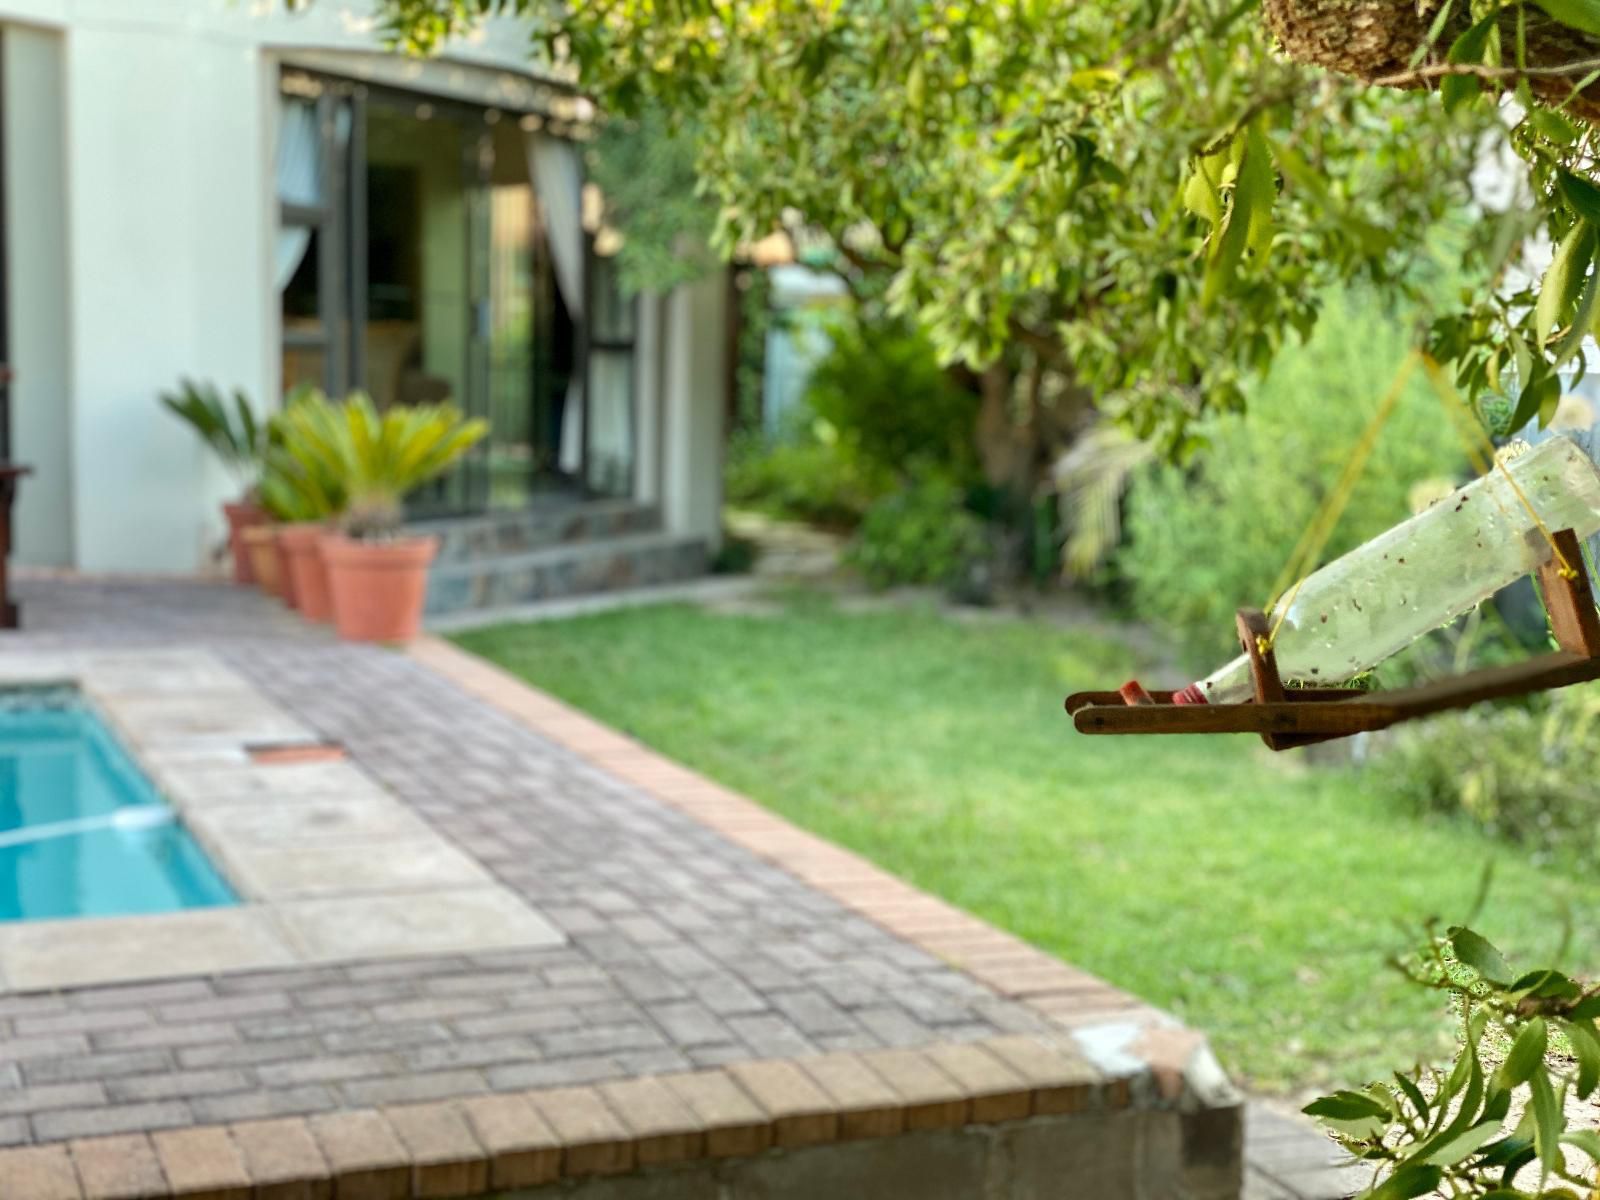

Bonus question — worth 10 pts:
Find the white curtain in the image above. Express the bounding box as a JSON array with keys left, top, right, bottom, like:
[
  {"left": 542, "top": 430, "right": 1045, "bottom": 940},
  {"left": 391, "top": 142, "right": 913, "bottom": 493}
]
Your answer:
[
  {"left": 527, "top": 132, "right": 587, "bottom": 474},
  {"left": 275, "top": 98, "right": 322, "bottom": 291}
]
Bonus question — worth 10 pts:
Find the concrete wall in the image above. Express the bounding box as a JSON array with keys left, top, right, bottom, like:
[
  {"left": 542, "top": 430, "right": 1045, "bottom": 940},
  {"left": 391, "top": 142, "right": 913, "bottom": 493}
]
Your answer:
[
  {"left": 0, "top": 0, "right": 723, "bottom": 572},
  {"left": 662, "top": 272, "right": 726, "bottom": 551},
  {"left": 502, "top": 1109, "right": 1244, "bottom": 1200},
  {"left": 2, "top": 24, "right": 71, "bottom": 565}
]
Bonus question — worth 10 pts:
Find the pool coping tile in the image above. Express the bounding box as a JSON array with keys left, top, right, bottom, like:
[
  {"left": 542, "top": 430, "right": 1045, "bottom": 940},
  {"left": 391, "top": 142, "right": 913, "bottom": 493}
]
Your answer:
[{"left": 0, "top": 650, "right": 567, "bottom": 994}]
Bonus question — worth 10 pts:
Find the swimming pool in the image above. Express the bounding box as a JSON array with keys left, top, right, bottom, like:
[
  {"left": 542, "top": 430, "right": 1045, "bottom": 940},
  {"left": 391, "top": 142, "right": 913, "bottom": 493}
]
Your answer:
[{"left": 0, "top": 689, "right": 236, "bottom": 921}]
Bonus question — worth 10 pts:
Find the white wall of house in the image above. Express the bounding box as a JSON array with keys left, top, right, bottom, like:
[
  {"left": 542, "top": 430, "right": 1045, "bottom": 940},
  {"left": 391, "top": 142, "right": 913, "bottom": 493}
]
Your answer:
[
  {"left": 0, "top": 0, "right": 722, "bottom": 573},
  {"left": 663, "top": 271, "right": 727, "bottom": 550},
  {"left": 2, "top": 24, "right": 71, "bottom": 565}
]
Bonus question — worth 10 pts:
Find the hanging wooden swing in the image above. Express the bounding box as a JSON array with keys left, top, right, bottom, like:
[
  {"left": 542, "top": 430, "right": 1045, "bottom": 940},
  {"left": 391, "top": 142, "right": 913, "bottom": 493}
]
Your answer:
[
  {"left": 1068, "top": 528, "right": 1600, "bottom": 751},
  {"left": 1067, "top": 354, "right": 1600, "bottom": 751}
]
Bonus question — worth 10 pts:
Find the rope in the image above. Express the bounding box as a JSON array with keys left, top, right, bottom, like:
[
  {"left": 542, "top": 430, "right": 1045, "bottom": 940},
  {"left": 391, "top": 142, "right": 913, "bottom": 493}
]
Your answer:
[
  {"left": 1258, "top": 350, "right": 1576, "bottom": 655},
  {"left": 1419, "top": 354, "right": 1576, "bottom": 580},
  {"left": 1260, "top": 352, "right": 1419, "bottom": 651}
]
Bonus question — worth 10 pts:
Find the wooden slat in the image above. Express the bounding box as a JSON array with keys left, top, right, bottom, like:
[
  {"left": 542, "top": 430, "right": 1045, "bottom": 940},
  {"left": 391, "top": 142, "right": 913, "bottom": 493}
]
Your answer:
[
  {"left": 1538, "top": 529, "right": 1600, "bottom": 657},
  {"left": 1072, "top": 653, "right": 1600, "bottom": 739}
]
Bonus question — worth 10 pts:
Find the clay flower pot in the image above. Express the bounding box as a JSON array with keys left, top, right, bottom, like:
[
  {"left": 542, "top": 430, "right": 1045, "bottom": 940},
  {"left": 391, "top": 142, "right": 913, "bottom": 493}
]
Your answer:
[
  {"left": 240, "top": 525, "right": 284, "bottom": 598},
  {"left": 321, "top": 532, "right": 438, "bottom": 643},
  {"left": 278, "top": 523, "right": 333, "bottom": 622},
  {"left": 271, "top": 526, "right": 304, "bottom": 610},
  {"left": 222, "top": 500, "right": 267, "bottom": 585}
]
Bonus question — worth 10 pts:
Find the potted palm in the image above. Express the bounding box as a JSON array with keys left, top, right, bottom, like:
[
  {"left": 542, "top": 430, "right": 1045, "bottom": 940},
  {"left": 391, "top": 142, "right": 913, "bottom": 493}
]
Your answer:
[
  {"left": 159, "top": 380, "right": 267, "bottom": 584},
  {"left": 259, "top": 389, "right": 349, "bottom": 622},
  {"left": 313, "top": 394, "right": 485, "bottom": 642}
]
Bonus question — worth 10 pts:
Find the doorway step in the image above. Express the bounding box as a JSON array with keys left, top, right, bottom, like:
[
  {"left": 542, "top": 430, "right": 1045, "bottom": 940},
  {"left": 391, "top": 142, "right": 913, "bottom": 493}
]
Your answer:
[{"left": 419, "top": 499, "right": 707, "bottom": 619}]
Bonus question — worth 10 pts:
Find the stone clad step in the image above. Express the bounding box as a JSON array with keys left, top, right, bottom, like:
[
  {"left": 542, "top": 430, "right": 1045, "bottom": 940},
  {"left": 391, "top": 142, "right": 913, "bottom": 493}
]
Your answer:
[
  {"left": 424, "top": 531, "right": 709, "bottom": 616},
  {"left": 419, "top": 500, "right": 662, "bottom": 565}
]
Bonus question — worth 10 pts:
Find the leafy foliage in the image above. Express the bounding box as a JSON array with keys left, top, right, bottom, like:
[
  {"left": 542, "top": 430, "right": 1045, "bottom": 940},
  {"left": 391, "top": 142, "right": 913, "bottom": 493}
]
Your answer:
[
  {"left": 724, "top": 427, "right": 889, "bottom": 529},
  {"left": 586, "top": 108, "right": 719, "bottom": 296},
  {"left": 257, "top": 387, "right": 349, "bottom": 524},
  {"left": 1118, "top": 293, "right": 1469, "bottom": 671},
  {"left": 1369, "top": 683, "right": 1600, "bottom": 866},
  {"left": 158, "top": 379, "right": 265, "bottom": 491},
  {"left": 801, "top": 315, "right": 978, "bottom": 486},
  {"left": 358, "top": 0, "right": 1486, "bottom": 454},
  {"left": 277, "top": 390, "right": 487, "bottom": 538},
  {"left": 1307, "top": 922, "right": 1600, "bottom": 1199},
  {"left": 846, "top": 475, "right": 989, "bottom": 591}
]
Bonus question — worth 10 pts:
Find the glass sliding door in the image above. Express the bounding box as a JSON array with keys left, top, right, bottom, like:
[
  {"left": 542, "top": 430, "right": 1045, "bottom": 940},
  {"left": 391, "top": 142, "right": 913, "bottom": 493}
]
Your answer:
[
  {"left": 361, "top": 97, "right": 479, "bottom": 515},
  {"left": 277, "top": 86, "right": 353, "bottom": 398},
  {"left": 276, "top": 72, "right": 638, "bottom": 518}
]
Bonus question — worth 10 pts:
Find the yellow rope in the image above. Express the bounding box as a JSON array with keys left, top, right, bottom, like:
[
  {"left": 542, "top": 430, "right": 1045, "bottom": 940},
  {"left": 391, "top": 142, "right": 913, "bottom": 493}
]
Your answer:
[
  {"left": 1258, "top": 350, "right": 1576, "bottom": 655},
  {"left": 1419, "top": 354, "right": 1576, "bottom": 580},
  {"left": 1260, "top": 352, "right": 1419, "bottom": 651}
]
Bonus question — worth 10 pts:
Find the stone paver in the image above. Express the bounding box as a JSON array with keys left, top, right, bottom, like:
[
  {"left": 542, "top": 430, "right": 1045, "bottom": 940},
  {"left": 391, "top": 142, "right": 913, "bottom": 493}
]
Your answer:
[
  {"left": 0, "top": 577, "right": 1319, "bottom": 1196},
  {"left": 0, "top": 579, "right": 1042, "bottom": 1145}
]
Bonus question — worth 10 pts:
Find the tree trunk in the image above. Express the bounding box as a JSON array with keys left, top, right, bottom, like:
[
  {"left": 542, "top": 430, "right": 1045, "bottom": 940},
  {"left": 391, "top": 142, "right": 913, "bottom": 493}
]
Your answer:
[
  {"left": 976, "top": 362, "right": 1024, "bottom": 491},
  {"left": 1263, "top": 0, "right": 1600, "bottom": 123}
]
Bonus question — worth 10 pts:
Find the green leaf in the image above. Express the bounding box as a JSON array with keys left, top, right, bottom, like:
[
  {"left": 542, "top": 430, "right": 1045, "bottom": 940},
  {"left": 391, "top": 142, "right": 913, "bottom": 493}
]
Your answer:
[
  {"left": 1202, "top": 122, "right": 1274, "bottom": 307},
  {"left": 1568, "top": 993, "right": 1600, "bottom": 1020},
  {"left": 1560, "top": 1128, "right": 1600, "bottom": 1162},
  {"left": 1367, "top": 1163, "right": 1444, "bottom": 1199},
  {"left": 1494, "top": 1018, "right": 1548, "bottom": 1092},
  {"left": 1424, "top": 1119, "right": 1505, "bottom": 1166},
  {"left": 1477, "top": 1132, "right": 1533, "bottom": 1166},
  {"left": 1482, "top": 1083, "right": 1513, "bottom": 1126},
  {"left": 1536, "top": 0, "right": 1600, "bottom": 36},
  {"left": 1511, "top": 368, "right": 1560, "bottom": 434},
  {"left": 1533, "top": 107, "right": 1581, "bottom": 146},
  {"left": 1564, "top": 1019, "right": 1600, "bottom": 1098},
  {"left": 1450, "top": 927, "right": 1513, "bottom": 984},
  {"left": 1394, "top": 1072, "right": 1429, "bottom": 1123},
  {"left": 1528, "top": 1069, "right": 1564, "bottom": 1175},
  {"left": 1303, "top": 1090, "right": 1391, "bottom": 1122},
  {"left": 1559, "top": 171, "right": 1600, "bottom": 225},
  {"left": 1536, "top": 221, "right": 1595, "bottom": 346},
  {"left": 1442, "top": 15, "right": 1495, "bottom": 112},
  {"left": 1243, "top": 123, "right": 1274, "bottom": 256}
]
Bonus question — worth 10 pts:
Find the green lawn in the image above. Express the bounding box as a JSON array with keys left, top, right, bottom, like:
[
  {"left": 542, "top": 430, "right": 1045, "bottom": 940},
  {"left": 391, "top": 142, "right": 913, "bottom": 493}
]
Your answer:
[{"left": 452, "top": 589, "right": 1599, "bottom": 1094}]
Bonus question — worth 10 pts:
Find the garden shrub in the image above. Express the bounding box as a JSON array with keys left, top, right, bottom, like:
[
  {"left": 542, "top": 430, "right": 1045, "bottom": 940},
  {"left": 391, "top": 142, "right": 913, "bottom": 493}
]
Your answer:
[
  {"left": 1365, "top": 684, "right": 1600, "bottom": 866},
  {"left": 723, "top": 425, "right": 890, "bottom": 528},
  {"left": 803, "top": 314, "right": 979, "bottom": 484},
  {"left": 1118, "top": 292, "right": 1469, "bottom": 672},
  {"left": 846, "top": 475, "right": 989, "bottom": 589},
  {"left": 724, "top": 310, "right": 979, "bottom": 533}
]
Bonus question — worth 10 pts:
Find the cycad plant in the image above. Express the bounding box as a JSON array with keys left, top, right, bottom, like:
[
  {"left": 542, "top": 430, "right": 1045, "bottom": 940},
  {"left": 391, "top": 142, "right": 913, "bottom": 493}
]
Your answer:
[
  {"left": 283, "top": 391, "right": 487, "bottom": 539},
  {"left": 257, "top": 387, "right": 349, "bottom": 524},
  {"left": 159, "top": 380, "right": 267, "bottom": 496}
]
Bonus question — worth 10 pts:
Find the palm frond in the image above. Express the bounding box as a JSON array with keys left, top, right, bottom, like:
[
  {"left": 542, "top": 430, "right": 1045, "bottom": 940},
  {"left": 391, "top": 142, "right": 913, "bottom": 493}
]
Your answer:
[{"left": 1054, "top": 423, "right": 1155, "bottom": 580}]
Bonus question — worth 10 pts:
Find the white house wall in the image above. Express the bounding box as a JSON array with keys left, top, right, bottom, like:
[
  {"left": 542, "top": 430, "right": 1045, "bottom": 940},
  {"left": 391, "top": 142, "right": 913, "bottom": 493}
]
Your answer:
[
  {"left": 663, "top": 271, "right": 726, "bottom": 551},
  {"left": 0, "top": 0, "right": 723, "bottom": 572},
  {"left": 3, "top": 24, "right": 71, "bottom": 566}
]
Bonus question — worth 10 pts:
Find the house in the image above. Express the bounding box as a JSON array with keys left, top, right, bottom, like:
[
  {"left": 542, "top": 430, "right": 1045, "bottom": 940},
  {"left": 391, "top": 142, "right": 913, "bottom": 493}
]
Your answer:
[{"left": 0, "top": 0, "right": 725, "bottom": 615}]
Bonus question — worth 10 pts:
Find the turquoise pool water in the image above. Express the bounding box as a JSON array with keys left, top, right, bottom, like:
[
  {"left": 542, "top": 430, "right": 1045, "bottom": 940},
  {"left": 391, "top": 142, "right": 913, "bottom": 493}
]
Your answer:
[{"left": 0, "top": 691, "right": 236, "bottom": 921}]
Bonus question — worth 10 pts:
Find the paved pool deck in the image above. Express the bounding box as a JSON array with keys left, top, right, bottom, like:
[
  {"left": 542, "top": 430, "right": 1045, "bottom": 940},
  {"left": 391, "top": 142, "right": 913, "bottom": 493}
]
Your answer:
[{"left": 0, "top": 576, "right": 1357, "bottom": 1199}]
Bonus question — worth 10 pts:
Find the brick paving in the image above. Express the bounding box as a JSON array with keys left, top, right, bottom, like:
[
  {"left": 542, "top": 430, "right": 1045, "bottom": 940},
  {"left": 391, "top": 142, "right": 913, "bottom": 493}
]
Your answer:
[{"left": 0, "top": 576, "right": 1357, "bottom": 1197}]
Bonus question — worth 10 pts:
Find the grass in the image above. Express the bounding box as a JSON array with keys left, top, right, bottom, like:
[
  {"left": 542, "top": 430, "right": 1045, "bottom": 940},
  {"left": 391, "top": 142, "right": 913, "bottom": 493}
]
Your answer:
[{"left": 452, "top": 589, "right": 1600, "bottom": 1094}]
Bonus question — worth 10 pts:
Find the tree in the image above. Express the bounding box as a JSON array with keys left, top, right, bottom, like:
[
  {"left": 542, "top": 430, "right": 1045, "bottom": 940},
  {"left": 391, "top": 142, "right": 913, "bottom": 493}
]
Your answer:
[
  {"left": 1258, "top": 1, "right": 1600, "bottom": 436},
  {"left": 357, "top": 0, "right": 1485, "bottom": 518}
]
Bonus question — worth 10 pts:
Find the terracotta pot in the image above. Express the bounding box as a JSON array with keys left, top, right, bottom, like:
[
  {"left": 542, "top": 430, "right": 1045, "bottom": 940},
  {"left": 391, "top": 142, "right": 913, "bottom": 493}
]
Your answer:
[
  {"left": 240, "top": 525, "right": 284, "bottom": 598},
  {"left": 278, "top": 523, "right": 333, "bottom": 622},
  {"left": 272, "top": 526, "right": 303, "bottom": 610},
  {"left": 321, "top": 533, "right": 439, "bottom": 643},
  {"left": 222, "top": 501, "right": 267, "bottom": 585}
]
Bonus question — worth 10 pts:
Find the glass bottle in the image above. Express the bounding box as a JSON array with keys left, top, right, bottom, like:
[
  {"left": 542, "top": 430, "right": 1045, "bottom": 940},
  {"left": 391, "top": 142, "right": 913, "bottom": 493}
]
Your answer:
[{"left": 1184, "top": 435, "right": 1600, "bottom": 705}]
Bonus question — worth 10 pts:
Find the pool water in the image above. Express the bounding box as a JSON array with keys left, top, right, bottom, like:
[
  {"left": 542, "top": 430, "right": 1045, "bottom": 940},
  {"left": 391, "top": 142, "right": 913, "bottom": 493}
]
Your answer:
[{"left": 0, "top": 691, "right": 236, "bottom": 921}]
